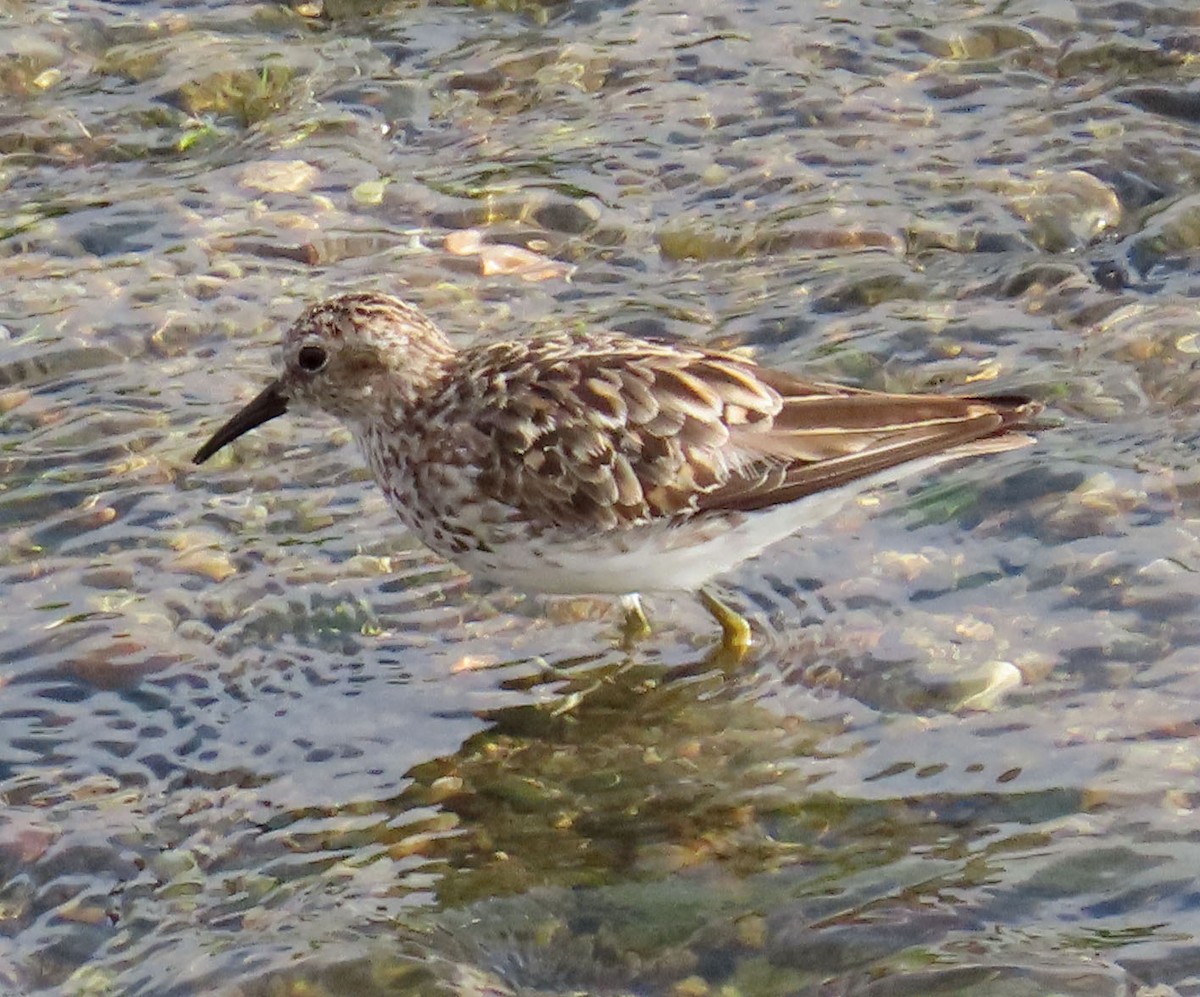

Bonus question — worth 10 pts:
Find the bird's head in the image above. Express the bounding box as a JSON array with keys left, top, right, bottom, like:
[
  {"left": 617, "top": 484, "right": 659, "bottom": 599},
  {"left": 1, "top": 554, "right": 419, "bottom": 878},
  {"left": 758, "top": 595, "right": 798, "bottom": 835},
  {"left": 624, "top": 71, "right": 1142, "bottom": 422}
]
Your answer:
[{"left": 193, "top": 292, "right": 455, "bottom": 464}]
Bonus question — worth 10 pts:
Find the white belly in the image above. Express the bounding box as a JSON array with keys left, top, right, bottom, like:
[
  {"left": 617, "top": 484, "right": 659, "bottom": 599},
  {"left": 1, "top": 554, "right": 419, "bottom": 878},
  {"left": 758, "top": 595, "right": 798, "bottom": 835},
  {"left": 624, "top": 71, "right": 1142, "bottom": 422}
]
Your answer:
[{"left": 450, "top": 486, "right": 858, "bottom": 595}]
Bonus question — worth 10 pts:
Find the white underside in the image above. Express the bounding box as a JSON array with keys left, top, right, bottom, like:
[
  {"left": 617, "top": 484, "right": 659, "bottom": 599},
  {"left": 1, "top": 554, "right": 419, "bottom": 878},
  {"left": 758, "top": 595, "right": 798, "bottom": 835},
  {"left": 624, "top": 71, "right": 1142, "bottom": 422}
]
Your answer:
[
  {"left": 455, "top": 496, "right": 841, "bottom": 594},
  {"left": 451, "top": 453, "right": 974, "bottom": 596}
]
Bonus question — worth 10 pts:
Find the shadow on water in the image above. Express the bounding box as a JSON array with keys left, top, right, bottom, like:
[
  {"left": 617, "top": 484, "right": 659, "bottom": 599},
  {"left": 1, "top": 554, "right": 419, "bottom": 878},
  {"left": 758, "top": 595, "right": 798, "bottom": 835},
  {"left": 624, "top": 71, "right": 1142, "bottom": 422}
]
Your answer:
[{"left": 157, "top": 639, "right": 1157, "bottom": 997}]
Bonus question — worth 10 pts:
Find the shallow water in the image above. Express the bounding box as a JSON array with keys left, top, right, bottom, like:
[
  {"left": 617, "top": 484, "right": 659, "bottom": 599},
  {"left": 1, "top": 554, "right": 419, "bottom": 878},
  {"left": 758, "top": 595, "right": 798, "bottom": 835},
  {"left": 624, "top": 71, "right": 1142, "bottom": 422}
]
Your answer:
[{"left": 3, "top": 0, "right": 1200, "bottom": 994}]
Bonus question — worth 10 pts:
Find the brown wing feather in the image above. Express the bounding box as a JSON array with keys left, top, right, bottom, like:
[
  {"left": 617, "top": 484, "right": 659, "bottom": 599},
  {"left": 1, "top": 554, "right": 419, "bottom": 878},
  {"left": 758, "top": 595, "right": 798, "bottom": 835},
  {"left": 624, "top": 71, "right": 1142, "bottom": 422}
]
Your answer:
[
  {"left": 699, "top": 365, "right": 1040, "bottom": 513},
  {"left": 457, "top": 332, "right": 1039, "bottom": 530}
]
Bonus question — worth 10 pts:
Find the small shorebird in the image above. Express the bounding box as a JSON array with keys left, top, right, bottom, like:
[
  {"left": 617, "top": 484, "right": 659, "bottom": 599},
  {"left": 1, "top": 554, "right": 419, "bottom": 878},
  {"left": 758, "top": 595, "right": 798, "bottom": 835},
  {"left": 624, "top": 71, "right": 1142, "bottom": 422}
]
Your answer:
[{"left": 193, "top": 292, "right": 1041, "bottom": 650}]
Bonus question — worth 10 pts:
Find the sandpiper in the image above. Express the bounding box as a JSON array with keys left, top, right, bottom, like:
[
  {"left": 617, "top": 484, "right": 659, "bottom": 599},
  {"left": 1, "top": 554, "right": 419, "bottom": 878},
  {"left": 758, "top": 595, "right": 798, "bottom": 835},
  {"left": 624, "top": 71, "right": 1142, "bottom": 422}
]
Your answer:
[{"left": 193, "top": 292, "right": 1041, "bottom": 650}]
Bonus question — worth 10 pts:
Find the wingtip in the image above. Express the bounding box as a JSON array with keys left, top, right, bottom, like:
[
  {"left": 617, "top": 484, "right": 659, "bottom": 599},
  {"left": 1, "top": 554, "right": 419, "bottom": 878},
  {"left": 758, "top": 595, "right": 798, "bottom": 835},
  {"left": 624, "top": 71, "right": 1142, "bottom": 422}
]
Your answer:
[{"left": 970, "top": 395, "right": 1045, "bottom": 432}]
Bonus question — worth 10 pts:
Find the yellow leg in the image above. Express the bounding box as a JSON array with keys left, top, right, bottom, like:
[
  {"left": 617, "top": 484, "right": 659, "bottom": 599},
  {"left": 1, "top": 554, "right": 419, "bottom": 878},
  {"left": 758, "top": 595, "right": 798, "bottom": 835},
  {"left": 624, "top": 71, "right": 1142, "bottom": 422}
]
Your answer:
[
  {"left": 699, "top": 588, "right": 752, "bottom": 654},
  {"left": 619, "top": 593, "right": 652, "bottom": 645}
]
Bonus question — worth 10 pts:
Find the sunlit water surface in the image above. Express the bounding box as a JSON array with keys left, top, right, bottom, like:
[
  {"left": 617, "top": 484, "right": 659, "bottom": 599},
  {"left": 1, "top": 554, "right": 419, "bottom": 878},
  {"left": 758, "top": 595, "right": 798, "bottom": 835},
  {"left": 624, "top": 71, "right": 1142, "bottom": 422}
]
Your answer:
[{"left": 3, "top": 0, "right": 1200, "bottom": 994}]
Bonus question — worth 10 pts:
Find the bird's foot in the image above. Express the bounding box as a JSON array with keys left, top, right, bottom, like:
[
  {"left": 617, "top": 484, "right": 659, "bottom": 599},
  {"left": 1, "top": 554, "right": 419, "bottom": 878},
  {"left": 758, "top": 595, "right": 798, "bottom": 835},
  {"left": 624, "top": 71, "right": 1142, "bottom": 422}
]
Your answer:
[
  {"left": 619, "top": 593, "right": 653, "bottom": 648},
  {"left": 698, "top": 587, "right": 753, "bottom": 658}
]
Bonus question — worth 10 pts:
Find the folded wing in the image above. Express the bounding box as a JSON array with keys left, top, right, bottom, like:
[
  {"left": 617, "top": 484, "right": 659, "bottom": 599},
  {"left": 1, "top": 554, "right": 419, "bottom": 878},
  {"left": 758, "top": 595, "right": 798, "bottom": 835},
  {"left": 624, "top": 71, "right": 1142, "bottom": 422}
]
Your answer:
[{"left": 464, "top": 334, "right": 1040, "bottom": 530}]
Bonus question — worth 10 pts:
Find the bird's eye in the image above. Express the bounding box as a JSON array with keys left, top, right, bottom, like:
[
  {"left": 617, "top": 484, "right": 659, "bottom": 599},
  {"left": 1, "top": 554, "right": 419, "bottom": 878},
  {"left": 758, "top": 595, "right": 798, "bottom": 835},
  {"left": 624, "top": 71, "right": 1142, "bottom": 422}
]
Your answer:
[{"left": 297, "top": 345, "right": 327, "bottom": 372}]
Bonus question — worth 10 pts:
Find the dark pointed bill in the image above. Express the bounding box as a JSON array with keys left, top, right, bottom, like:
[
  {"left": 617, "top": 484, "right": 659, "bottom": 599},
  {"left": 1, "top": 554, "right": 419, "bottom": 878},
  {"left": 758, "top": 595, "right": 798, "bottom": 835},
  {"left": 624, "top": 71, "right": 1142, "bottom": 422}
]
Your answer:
[{"left": 193, "top": 382, "right": 289, "bottom": 464}]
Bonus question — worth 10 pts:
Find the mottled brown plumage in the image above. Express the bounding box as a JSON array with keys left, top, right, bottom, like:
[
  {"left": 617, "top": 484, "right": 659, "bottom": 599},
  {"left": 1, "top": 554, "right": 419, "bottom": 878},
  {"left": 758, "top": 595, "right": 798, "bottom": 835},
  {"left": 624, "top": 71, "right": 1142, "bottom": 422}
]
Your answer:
[{"left": 193, "top": 292, "right": 1041, "bottom": 641}]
